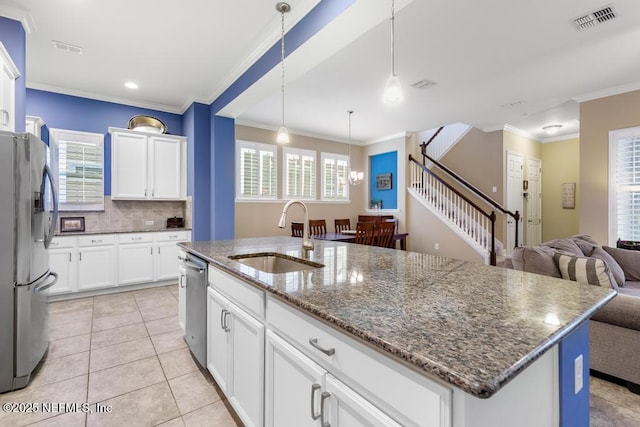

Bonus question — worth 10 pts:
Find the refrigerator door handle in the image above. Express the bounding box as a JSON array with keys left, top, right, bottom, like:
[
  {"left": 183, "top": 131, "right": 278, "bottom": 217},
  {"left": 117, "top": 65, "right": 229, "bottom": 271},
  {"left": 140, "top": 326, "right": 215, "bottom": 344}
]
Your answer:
[
  {"left": 42, "top": 164, "right": 58, "bottom": 249},
  {"left": 34, "top": 271, "right": 58, "bottom": 295}
]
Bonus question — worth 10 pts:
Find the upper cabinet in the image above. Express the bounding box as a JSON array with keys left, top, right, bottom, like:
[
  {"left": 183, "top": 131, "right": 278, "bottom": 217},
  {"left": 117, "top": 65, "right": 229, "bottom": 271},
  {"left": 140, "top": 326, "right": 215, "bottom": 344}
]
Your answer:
[
  {"left": 26, "top": 116, "right": 45, "bottom": 138},
  {"left": 109, "top": 127, "right": 187, "bottom": 200},
  {"left": 0, "top": 42, "right": 19, "bottom": 132}
]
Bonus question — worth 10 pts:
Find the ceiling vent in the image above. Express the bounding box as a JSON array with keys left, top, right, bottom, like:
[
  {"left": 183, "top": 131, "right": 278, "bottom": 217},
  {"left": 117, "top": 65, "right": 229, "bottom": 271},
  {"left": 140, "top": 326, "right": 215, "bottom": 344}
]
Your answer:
[
  {"left": 51, "top": 40, "right": 83, "bottom": 54},
  {"left": 410, "top": 79, "right": 436, "bottom": 89},
  {"left": 500, "top": 100, "right": 526, "bottom": 109},
  {"left": 572, "top": 4, "right": 617, "bottom": 31}
]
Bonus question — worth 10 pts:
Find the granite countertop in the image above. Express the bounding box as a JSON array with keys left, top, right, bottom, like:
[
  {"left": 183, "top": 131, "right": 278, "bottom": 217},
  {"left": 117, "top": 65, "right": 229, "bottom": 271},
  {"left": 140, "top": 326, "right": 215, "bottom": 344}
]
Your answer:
[
  {"left": 180, "top": 237, "right": 615, "bottom": 398},
  {"left": 54, "top": 227, "right": 191, "bottom": 237}
]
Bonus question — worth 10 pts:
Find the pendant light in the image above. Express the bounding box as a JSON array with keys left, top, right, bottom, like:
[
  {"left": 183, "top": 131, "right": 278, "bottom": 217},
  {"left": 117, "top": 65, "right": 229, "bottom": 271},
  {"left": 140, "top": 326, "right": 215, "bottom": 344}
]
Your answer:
[
  {"left": 276, "top": 2, "right": 291, "bottom": 143},
  {"left": 347, "top": 110, "right": 364, "bottom": 186},
  {"left": 383, "top": 0, "right": 403, "bottom": 105}
]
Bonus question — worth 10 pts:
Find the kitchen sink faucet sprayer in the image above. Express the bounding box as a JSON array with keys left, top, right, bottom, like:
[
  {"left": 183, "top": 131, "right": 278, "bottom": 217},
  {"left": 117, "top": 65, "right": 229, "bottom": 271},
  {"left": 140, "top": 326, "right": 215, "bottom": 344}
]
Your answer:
[{"left": 277, "top": 199, "right": 314, "bottom": 258}]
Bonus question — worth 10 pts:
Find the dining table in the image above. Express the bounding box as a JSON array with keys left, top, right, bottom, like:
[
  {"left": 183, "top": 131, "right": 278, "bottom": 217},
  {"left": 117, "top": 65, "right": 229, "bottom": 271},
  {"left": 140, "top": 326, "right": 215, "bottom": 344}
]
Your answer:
[{"left": 312, "top": 230, "right": 408, "bottom": 250}]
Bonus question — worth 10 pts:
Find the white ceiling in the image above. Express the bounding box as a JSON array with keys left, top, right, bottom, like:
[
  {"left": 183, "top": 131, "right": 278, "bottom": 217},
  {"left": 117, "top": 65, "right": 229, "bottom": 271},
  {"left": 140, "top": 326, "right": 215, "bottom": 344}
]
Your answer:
[{"left": 7, "top": 0, "right": 640, "bottom": 144}]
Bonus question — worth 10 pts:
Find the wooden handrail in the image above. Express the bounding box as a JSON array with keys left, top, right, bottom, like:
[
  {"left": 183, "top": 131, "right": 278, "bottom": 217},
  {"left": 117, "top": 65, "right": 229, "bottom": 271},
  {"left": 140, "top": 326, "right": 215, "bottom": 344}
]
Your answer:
[{"left": 420, "top": 126, "right": 445, "bottom": 150}]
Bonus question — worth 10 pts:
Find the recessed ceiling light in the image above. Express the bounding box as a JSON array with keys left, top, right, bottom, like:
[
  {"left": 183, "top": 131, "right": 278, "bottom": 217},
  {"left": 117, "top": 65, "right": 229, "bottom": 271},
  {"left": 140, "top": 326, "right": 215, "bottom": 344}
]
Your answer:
[{"left": 125, "top": 82, "right": 138, "bottom": 89}]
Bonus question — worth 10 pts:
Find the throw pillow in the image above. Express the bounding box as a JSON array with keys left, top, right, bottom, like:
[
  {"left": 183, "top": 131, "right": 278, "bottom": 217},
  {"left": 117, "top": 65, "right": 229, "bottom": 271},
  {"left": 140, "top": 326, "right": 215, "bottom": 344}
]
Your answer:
[
  {"left": 553, "top": 253, "right": 618, "bottom": 290},
  {"left": 522, "top": 246, "right": 561, "bottom": 278},
  {"left": 590, "top": 247, "right": 625, "bottom": 287},
  {"left": 570, "top": 235, "right": 599, "bottom": 256},
  {"left": 542, "top": 238, "right": 583, "bottom": 257},
  {"left": 603, "top": 246, "right": 640, "bottom": 281}
]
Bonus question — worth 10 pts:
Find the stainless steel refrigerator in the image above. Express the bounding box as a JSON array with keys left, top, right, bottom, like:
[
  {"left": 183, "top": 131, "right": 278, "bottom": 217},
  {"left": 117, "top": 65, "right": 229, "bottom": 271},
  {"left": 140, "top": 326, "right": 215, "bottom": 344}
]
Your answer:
[{"left": 0, "top": 131, "right": 58, "bottom": 393}]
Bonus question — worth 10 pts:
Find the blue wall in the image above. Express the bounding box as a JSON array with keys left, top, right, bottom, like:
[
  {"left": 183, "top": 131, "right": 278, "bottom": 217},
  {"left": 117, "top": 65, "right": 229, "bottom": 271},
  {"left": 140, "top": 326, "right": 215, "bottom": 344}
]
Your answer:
[
  {"left": 26, "top": 89, "right": 183, "bottom": 195},
  {"left": 559, "top": 321, "right": 590, "bottom": 427},
  {"left": 211, "top": 115, "right": 235, "bottom": 240},
  {"left": 0, "top": 17, "right": 26, "bottom": 132},
  {"left": 370, "top": 151, "right": 398, "bottom": 209}
]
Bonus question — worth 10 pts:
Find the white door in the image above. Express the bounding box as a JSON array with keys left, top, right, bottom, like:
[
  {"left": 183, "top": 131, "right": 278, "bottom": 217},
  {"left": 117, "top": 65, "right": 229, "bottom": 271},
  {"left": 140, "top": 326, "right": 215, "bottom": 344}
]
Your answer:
[
  {"left": 111, "top": 132, "right": 148, "bottom": 199},
  {"left": 156, "top": 242, "right": 181, "bottom": 281},
  {"left": 207, "top": 288, "right": 231, "bottom": 393},
  {"left": 78, "top": 246, "right": 115, "bottom": 290},
  {"left": 150, "top": 136, "right": 182, "bottom": 199},
  {"left": 229, "top": 304, "right": 265, "bottom": 427},
  {"left": 506, "top": 151, "right": 524, "bottom": 254},
  {"left": 526, "top": 157, "right": 542, "bottom": 246},
  {"left": 265, "top": 330, "right": 325, "bottom": 427},
  {"left": 325, "top": 374, "right": 402, "bottom": 427},
  {"left": 48, "top": 248, "right": 77, "bottom": 294},
  {"left": 118, "top": 243, "right": 154, "bottom": 285}
]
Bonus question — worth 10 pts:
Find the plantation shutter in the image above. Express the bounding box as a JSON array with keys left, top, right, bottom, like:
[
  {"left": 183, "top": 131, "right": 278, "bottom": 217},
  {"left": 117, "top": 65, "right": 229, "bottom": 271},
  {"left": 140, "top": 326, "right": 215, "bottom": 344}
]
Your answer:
[
  {"left": 284, "top": 148, "right": 316, "bottom": 199},
  {"left": 615, "top": 135, "right": 640, "bottom": 240},
  {"left": 321, "top": 153, "right": 348, "bottom": 201},
  {"left": 237, "top": 141, "right": 276, "bottom": 199}
]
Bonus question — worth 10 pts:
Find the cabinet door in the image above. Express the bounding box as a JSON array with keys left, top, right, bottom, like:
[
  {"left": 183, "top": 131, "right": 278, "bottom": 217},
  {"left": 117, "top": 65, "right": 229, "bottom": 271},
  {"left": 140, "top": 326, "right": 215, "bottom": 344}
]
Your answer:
[
  {"left": 78, "top": 246, "right": 116, "bottom": 290},
  {"left": 111, "top": 132, "right": 148, "bottom": 199},
  {"left": 207, "top": 288, "right": 231, "bottom": 393},
  {"left": 48, "top": 249, "right": 77, "bottom": 294},
  {"left": 150, "top": 136, "right": 182, "bottom": 199},
  {"left": 178, "top": 265, "right": 187, "bottom": 334},
  {"left": 229, "top": 304, "right": 265, "bottom": 427},
  {"left": 325, "top": 374, "right": 402, "bottom": 427},
  {"left": 0, "top": 55, "right": 16, "bottom": 132},
  {"left": 156, "top": 242, "right": 181, "bottom": 281},
  {"left": 265, "top": 330, "right": 325, "bottom": 427},
  {"left": 118, "top": 243, "right": 154, "bottom": 285}
]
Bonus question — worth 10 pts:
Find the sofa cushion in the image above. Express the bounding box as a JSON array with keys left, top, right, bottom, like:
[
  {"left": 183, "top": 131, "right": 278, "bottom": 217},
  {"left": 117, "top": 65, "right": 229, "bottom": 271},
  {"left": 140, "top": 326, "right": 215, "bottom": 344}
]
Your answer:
[
  {"left": 512, "top": 246, "right": 561, "bottom": 277},
  {"left": 590, "top": 247, "right": 626, "bottom": 288},
  {"left": 554, "top": 253, "right": 618, "bottom": 290},
  {"left": 603, "top": 246, "right": 640, "bottom": 282}
]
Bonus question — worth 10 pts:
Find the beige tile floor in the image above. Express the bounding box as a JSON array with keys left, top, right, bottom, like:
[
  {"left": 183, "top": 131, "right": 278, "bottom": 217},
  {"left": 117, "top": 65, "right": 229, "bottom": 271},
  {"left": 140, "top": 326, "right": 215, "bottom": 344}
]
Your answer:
[
  {"left": 0, "top": 284, "right": 638, "bottom": 426},
  {"left": 0, "top": 285, "right": 241, "bottom": 427}
]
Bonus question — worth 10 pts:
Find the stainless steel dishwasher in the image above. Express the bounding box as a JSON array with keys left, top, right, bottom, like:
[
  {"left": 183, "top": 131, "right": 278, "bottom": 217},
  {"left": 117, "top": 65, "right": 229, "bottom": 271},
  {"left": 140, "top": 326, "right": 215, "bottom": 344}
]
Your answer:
[{"left": 181, "top": 253, "right": 207, "bottom": 368}]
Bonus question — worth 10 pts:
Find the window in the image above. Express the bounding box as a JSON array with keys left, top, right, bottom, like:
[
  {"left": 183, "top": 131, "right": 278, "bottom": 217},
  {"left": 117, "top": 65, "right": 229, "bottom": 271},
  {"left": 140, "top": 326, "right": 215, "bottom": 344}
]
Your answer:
[
  {"left": 609, "top": 126, "right": 640, "bottom": 243},
  {"left": 50, "top": 129, "right": 104, "bottom": 211},
  {"left": 321, "top": 152, "right": 349, "bottom": 201},
  {"left": 283, "top": 147, "right": 316, "bottom": 199},
  {"left": 236, "top": 140, "right": 277, "bottom": 199}
]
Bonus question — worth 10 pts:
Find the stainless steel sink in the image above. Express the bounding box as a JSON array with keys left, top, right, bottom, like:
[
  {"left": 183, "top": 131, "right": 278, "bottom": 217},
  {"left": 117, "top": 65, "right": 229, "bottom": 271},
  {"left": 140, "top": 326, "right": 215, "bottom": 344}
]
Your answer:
[{"left": 228, "top": 252, "right": 324, "bottom": 274}]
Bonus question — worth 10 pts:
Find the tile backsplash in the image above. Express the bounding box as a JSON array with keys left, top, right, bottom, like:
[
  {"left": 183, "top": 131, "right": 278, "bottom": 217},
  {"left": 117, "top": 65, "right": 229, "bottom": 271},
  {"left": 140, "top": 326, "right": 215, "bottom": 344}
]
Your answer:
[{"left": 56, "top": 196, "right": 192, "bottom": 233}]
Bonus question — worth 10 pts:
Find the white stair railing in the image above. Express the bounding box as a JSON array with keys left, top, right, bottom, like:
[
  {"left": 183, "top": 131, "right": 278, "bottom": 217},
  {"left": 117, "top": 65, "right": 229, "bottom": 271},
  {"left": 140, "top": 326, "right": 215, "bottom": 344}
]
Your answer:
[{"left": 417, "top": 123, "right": 471, "bottom": 166}]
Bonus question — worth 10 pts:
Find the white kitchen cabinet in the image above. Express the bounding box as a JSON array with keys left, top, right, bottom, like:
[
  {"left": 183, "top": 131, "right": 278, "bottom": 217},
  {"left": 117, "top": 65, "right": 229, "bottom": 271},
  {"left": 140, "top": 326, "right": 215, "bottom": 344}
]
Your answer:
[
  {"left": 25, "top": 116, "right": 45, "bottom": 138},
  {"left": 109, "top": 127, "right": 186, "bottom": 201},
  {"left": 155, "top": 231, "right": 190, "bottom": 281},
  {"left": 48, "top": 236, "right": 78, "bottom": 295},
  {"left": 0, "top": 42, "right": 19, "bottom": 132},
  {"left": 178, "top": 254, "right": 187, "bottom": 334},
  {"left": 77, "top": 235, "right": 116, "bottom": 291},
  {"left": 207, "top": 286, "right": 264, "bottom": 427},
  {"left": 265, "top": 330, "right": 325, "bottom": 427},
  {"left": 118, "top": 233, "right": 154, "bottom": 285}
]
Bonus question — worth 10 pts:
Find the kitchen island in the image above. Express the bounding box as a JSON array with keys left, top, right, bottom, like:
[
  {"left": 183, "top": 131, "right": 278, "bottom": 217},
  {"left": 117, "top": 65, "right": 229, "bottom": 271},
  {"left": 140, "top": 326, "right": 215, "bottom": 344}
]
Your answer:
[{"left": 179, "top": 237, "right": 615, "bottom": 427}]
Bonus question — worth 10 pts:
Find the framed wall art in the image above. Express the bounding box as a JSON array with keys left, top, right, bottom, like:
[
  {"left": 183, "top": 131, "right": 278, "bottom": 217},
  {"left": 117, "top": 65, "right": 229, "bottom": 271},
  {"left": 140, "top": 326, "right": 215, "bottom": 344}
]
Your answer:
[
  {"left": 375, "top": 173, "right": 392, "bottom": 190},
  {"left": 60, "top": 217, "right": 85, "bottom": 232}
]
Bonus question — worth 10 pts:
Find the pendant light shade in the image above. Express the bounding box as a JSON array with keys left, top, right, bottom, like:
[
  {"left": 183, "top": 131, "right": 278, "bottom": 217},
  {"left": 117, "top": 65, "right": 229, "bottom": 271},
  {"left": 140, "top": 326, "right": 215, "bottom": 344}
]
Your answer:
[
  {"left": 276, "top": 2, "right": 291, "bottom": 143},
  {"left": 383, "top": 0, "right": 403, "bottom": 105}
]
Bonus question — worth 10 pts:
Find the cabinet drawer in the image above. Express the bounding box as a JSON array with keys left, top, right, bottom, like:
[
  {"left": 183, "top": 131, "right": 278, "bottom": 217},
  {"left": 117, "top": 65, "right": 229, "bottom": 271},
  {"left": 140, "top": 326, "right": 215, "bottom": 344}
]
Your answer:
[
  {"left": 78, "top": 234, "right": 115, "bottom": 246},
  {"left": 50, "top": 236, "right": 77, "bottom": 249},
  {"left": 156, "top": 230, "right": 190, "bottom": 242},
  {"left": 118, "top": 232, "right": 154, "bottom": 244},
  {"left": 267, "top": 297, "right": 451, "bottom": 427},
  {"left": 208, "top": 266, "right": 265, "bottom": 321}
]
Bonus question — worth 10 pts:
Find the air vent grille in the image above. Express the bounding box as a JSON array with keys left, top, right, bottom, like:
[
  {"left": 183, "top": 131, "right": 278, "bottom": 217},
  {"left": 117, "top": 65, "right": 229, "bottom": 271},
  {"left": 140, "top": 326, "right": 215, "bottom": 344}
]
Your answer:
[
  {"left": 52, "top": 40, "right": 83, "bottom": 54},
  {"left": 572, "top": 4, "right": 617, "bottom": 31},
  {"left": 410, "top": 79, "right": 436, "bottom": 89}
]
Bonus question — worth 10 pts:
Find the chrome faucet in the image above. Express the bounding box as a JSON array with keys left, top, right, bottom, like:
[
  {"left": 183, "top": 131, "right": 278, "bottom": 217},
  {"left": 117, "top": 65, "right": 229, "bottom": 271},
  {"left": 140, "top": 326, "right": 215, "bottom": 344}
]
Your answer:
[{"left": 277, "top": 199, "right": 314, "bottom": 258}]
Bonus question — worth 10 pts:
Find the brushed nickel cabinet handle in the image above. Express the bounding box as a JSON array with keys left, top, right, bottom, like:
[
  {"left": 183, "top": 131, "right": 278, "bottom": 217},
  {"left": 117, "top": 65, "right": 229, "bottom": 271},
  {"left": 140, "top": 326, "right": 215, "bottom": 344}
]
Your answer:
[
  {"left": 310, "top": 384, "right": 321, "bottom": 420},
  {"left": 309, "top": 338, "right": 335, "bottom": 356},
  {"left": 320, "top": 391, "right": 331, "bottom": 427}
]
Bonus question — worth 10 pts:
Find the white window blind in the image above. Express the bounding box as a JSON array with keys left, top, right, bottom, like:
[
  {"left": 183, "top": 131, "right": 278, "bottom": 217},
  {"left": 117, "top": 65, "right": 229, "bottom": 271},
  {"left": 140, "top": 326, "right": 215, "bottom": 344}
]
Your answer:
[
  {"left": 284, "top": 147, "right": 316, "bottom": 199},
  {"left": 612, "top": 132, "right": 640, "bottom": 241},
  {"left": 50, "top": 129, "right": 104, "bottom": 211},
  {"left": 236, "top": 140, "right": 277, "bottom": 199},
  {"left": 321, "top": 152, "right": 349, "bottom": 201}
]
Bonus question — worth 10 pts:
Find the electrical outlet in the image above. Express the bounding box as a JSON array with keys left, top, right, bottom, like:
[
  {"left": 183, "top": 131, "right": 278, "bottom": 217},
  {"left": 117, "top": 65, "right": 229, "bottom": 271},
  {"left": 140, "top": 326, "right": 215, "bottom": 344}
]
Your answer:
[
  {"left": 145, "top": 220, "right": 154, "bottom": 225},
  {"left": 492, "top": 186, "right": 497, "bottom": 193},
  {"left": 574, "top": 354, "right": 583, "bottom": 394},
  {"left": 434, "top": 243, "right": 439, "bottom": 250}
]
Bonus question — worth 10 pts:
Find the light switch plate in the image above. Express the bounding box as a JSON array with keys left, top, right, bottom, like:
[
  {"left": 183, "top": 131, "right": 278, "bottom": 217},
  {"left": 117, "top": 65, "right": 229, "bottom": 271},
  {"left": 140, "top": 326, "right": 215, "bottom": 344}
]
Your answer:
[
  {"left": 574, "top": 354, "right": 583, "bottom": 394},
  {"left": 145, "top": 220, "right": 154, "bottom": 225}
]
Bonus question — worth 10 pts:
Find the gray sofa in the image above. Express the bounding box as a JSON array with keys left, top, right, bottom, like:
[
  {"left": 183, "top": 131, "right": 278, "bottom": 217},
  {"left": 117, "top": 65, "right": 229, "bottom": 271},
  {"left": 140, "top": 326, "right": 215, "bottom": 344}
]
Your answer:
[{"left": 508, "top": 235, "right": 640, "bottom": 393}]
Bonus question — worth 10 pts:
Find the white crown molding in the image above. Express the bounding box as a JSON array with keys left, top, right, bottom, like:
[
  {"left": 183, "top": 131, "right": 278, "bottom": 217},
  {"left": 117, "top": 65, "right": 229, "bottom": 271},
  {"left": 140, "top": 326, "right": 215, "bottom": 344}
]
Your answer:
[
  {"left": 481, "top": 124, "right": 506, "bottom": 133},
  {"left": 502, "top": 124, "right": 541, "bottom": 142},
  {"left": 573, "top": 81, "right": 640, "bottom": 103},
  {"left": 0, "top": 4, "right": 37, "bottom": 34},
  {"left": 234, "top": 118, "right": 358, "bottom": 145},
  {"left": 365, "top": 131, "right": 411, "bottom": 145},
  {"left": 26, "top": 82, "right": 183, "bottom": 115},
  {"left": 541, "top": 132, "right": 579, "bottom": 143}
]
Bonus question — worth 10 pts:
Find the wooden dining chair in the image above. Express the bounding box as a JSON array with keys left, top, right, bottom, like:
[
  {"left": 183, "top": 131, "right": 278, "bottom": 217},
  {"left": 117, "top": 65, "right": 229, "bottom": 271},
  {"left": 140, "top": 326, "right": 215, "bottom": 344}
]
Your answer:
[
  {"left": 291, "top": 221, "right": 304, "bottom": 237},
  {"left": 309, "top": 219, "right": 327, "bottom": 236},
  {"left": 354, "top": 222, "right": 376, "bottom": 246},
  {"left": 334, "top": 218, "right": 351, "bottom": 234},
  {"left": 376, "top": 221, "right": 396, "bottom": 248}
]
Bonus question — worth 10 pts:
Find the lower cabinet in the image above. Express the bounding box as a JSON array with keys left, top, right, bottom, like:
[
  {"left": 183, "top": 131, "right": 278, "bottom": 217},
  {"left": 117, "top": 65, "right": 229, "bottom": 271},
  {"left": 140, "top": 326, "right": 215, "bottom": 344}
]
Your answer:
[
  {"left": 48, "top": 237, "right": 78, "bottom": 295},
  {"left": 207, "top": 287, "right": 264, "bottom": 427},
  {"left": 77, "top": 235, "right": 116, "bottom": 291},
  {"left": 178, "top": 253, "right": 187, "bottom": 334},
  {"left": 118, "top": 233, "right": 154, "bottom": 285}
]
